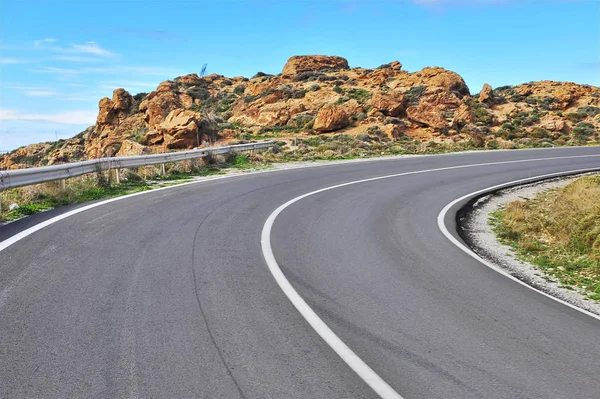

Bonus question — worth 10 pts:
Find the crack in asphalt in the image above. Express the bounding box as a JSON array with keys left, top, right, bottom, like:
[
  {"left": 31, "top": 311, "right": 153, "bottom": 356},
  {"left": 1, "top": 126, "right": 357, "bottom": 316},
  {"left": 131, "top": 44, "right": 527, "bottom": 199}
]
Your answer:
[{"left": 189, "top": 180, "right": 300, "bottom": 399}]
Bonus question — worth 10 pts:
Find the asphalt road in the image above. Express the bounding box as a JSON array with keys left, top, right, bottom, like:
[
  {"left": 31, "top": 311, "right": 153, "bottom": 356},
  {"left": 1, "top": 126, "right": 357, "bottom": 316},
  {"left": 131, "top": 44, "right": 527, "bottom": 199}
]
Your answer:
[{"left": 1, "top": 147, "right": 600, "bottom": 398}]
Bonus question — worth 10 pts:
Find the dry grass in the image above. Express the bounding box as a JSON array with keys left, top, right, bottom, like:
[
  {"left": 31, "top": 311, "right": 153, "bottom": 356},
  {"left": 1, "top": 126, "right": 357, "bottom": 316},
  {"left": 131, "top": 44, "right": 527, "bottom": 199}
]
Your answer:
[{"left": 492, "top": 175, "right": 600, "bottom": 300}]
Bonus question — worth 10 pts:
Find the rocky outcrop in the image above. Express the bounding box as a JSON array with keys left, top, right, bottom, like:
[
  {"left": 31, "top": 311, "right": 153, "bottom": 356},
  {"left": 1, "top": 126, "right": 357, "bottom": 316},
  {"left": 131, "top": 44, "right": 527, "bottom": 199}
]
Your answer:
[
  {"left": 282, "top": 55, "right": 349, "bottom": 76},
  {"left": 2, "top": 54, "right": 599, "bottom": 170},
  {"left": 139, "top": 81, "right": 182, "bottom": 127},
  {"left": 406, "top": 103, "right": 448, "bottom": 129},
  {"left": 96, "top": 89, "right": 134, "bottom": 127},
  {"left": 479, "top": 83, "right": 493, "bottom": 103},
  {"left": 116, "top": 140, "right": 150, "bottom": 157},
  {"left": 314, "top": 103, "right": 349, "bottom": 132},
  {"left": 539, "top": 114, "right": 566, "bottom": 131},
  {"left": 160, "top": 109, "right": 202, "bottom": 149},
  {"left": 370, "top": 92, "right": 404, "bottom": 116}
]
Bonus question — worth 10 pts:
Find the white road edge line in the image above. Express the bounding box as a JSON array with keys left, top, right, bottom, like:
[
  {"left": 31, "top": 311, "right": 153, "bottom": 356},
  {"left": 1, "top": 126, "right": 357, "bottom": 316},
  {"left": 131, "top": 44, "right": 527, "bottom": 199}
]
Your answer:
[
  {"left": 437, "top": 168, "right": 600, "bottom": 322},
  {"left": 260, "top": 154, "right": 600, "bottom": 398},
  {"left": 0, "top": 173, "right": 253, "bottom": 252},
  {"left": 2, "top": 151, "right": 596, "bottom": 255}
]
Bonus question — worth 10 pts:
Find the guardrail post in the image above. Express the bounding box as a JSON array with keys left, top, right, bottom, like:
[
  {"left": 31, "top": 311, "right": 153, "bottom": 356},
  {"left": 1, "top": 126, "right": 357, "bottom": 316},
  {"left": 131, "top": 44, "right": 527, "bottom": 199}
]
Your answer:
[
  {"left": 161, "top": 163, "right": 166, "bottom": 176},
  {"left": 59, "top": 179, "right": 66, "bottom": 190},
  {"left": 115, "top": 169, "right": 120, "bottom": 185}
]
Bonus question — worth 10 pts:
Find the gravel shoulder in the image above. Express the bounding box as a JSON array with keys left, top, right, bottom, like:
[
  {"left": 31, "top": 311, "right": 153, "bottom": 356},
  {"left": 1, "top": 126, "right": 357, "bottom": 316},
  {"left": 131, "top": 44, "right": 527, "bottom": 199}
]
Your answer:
[{"left": 464, "top": 173, "right": 600, "bottom": 316}]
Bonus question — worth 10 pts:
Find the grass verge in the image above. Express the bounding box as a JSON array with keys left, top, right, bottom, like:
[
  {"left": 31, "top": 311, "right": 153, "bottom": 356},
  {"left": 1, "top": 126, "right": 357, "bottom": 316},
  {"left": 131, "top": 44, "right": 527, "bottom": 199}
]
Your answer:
[
  {"left": 490, "top": 175, "right": 600, "bottom": 301},
  {"left": 0, "top": 153, "right": 266, "bottom": 223}
]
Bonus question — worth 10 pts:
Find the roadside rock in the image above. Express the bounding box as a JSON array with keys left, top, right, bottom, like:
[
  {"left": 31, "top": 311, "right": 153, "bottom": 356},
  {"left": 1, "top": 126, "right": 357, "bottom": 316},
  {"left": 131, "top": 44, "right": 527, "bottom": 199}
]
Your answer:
[
  {"left": 116, "top": 139, "right": 150, "bottom": 157},
  {"left": 160, "top": 109, "right": 201, "bottom": 148},
  {"left": 314, "top": 103, "right": 349, "bottom": 132}
]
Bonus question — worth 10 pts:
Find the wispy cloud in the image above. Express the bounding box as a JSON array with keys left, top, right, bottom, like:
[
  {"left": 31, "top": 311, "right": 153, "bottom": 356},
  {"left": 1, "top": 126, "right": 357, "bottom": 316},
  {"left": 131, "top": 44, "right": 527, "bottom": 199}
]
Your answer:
[
  {"left": 0, "top": 108, "right": 96, "bottom": 125},
  {"left": 32, "top": 65, "right": 182, "bottom": 77},
  {"left": 69, "top": 41, "right": 113, "bottom": 57},
  {"left": 32, "top": 38, "right": 115, "bottom": 57},
  {"left": 25, "top": 90, "right": 57, "bottom": 97},
  {"left": 0, "top": 58, "right": 23, "bottom": 64},
  {"left": 53, "top": 55, "right": 107, "bottom": 63},
  {"left": 31, "top": 66, "right": 81, "bottom": 79},
  {"left": 33, "top": 37, "right": 57, "bottom": 48}
]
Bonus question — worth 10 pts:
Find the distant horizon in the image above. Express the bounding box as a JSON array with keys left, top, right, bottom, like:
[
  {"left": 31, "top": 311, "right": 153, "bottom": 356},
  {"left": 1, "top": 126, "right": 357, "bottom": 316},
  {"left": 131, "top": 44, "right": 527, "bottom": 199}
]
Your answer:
[{"left": 1, "top": 0, "right": 598, "bottom": 151}]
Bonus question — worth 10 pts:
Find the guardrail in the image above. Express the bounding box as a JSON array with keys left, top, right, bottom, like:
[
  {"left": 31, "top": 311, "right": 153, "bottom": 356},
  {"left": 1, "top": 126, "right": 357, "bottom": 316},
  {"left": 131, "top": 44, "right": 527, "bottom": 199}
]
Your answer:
[{"left": 0, "top": 141, "right": 274, "bottom": 192}]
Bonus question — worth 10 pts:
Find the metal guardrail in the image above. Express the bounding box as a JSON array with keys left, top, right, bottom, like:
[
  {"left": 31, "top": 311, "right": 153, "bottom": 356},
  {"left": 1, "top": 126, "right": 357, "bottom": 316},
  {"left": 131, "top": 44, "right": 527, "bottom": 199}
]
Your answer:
[{"left": 0, "top": 141, "right": 274, "bottom": 192}]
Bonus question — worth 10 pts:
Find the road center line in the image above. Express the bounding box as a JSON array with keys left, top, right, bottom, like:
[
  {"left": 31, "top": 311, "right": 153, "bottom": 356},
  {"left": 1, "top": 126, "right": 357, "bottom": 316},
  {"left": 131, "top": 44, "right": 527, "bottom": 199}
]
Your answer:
[{"left": 260, "top": 153, "right": 600, "bottom": 398}]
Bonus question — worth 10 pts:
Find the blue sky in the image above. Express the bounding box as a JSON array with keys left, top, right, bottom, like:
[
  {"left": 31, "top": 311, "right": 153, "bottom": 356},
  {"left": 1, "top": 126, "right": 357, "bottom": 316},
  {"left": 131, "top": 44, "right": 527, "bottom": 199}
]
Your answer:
[{"left": 1, "top": 0, "right": 598, "bottom": 151}]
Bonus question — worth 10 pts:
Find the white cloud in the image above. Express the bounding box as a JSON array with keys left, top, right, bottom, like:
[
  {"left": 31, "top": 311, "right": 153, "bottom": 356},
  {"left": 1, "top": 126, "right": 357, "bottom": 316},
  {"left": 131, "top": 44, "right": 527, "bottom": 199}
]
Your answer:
[
  {"left": 0, "top": 109, "right": 96, "bottom": 125},
  {"left": 25, "top": 91, "right": 57, "bottom": 97},
  {"left": 0, "top": 58, "right": 23, "bottom": 64},
  {"left": 53, "top": 55, "right": 105, "bottom": 63},
  {"left": 69, "top": 42, "right": 113, "bottom": 57},
  {"left": 33, "top": 39, "right": 115, "bottom": 57},
  {"left": 32, "top": 64, "right": 181, "bottom": 78},
  {"left": 31, "top": 66, "right": 81, "bottom": 79},
  {"left": 33, "top": 37, "right": 57, "bottom": 48}
]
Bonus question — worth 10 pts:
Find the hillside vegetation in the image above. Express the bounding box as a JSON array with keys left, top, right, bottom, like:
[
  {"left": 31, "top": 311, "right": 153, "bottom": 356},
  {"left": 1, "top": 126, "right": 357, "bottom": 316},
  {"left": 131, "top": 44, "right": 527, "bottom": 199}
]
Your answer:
[
  {"left": 491, "top": 175, "right": 600, "bottom": 301},
  {"left": 1, "top": 55, "right": 599, "bottom": 169}
]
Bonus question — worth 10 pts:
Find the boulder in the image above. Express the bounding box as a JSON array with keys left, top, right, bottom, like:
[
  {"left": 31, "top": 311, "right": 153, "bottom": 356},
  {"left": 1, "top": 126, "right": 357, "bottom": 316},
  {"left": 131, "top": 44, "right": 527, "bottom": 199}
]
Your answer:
[
  {"left": 160, "top": 109, "right": 201, "bottom": 148},
  {"left": 116, "top": 140, "right": 150, "bottom": 157},
  {"left": 139, "top": 85, "right": 182, "bottom": 128},
  {"left": 112, "top": 88, "right": 133, "bottom": 111},
  {"left": 282, "top": 55, "right": 349, "bottom": 76},
  {"left": 390, "top": 61, "right": 402, "bottom": 71},
  {"left": 96, "top": 97, "right": 115, "bottom": 125},
  {"left": 176, "top": 73, "right": 204, "bottom": 87},
  {"left": 479, "top": 83, "right": 493, "bottom": 103},
  {"left": 96, "top": 88, "right": 134, "bottom": 126},
  {"left": 314, "top": 103, "right": 349, "bottom": 132},
  {"left": 406, "top": 103, "right": 448, "bottom": 129},
  {"left": 539, "top": 114, "right": 566, "bottom": 131},
  {"left": 369, "top": 92, "right": 405, "bottom": 116}
]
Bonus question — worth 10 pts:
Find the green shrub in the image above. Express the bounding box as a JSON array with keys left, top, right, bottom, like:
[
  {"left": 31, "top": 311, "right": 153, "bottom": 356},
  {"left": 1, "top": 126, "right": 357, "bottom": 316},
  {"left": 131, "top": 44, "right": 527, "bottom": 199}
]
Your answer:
[
  {"left": 565, "top": 112, "right": 586, "bottom": 122},
  {"left": 472, "top": 107, "right": 493, "bottom": 125},
  {"left": 287, "top": 114, "right": 314, "bottom": 128},
  {"left": 332, "top": 85, "right": 344, "bottom": 94},
  {"left": 233, "top": 85, "right": 246, "bottom": 95},
  {"left": 187, "top": 86, "right": 210, "bottom": 100},
  {"left": 346, "top": 88, "right": 371, "bottom": 104},
  {"left": 404, "top": 85, "right": 427, "bottom": 105},
  {"left": 578, "top": 106, "right": 600, "bottom": 116},
  {"left": 530, "top": 127, "right": 550, "bottom": 139},
  {"left": 573, "top": 122, "right": 597, "bottom": 137},
  {"left": 293, "top": 71, "right": 323, "bottom": 82}
]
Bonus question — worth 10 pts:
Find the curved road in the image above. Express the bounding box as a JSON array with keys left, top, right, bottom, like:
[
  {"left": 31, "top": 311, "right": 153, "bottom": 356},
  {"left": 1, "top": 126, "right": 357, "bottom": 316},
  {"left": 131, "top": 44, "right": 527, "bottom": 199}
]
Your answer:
[{"left": 1, "top": 147, "right": 600, "bottom": 398}]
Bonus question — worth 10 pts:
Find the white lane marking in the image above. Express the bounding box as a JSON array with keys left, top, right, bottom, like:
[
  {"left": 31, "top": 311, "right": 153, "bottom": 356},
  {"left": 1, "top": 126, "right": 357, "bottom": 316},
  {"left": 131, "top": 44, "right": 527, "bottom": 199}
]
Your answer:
[
  {"left": 437, "top": 169, "right": 600, "bottom": 322},
  {"left": 260, "top": 154, "right": 600, "bottom": 398},
  {"left": 262, "top": 199, "right": 405, "bottom": 399}
]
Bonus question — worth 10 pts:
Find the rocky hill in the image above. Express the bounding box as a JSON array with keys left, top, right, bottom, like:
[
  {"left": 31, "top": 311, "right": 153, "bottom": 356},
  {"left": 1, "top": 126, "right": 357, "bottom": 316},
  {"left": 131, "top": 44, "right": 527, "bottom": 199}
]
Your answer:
[{"left": 2, "top": 55, "right": 599, "bottom": 169}]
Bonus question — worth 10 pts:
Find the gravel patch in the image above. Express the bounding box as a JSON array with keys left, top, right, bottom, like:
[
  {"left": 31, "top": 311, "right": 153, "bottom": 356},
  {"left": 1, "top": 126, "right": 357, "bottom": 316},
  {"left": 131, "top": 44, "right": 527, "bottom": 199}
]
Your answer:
[{"left": 464, "top": 173, "right": 600, "bottom": 316}]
